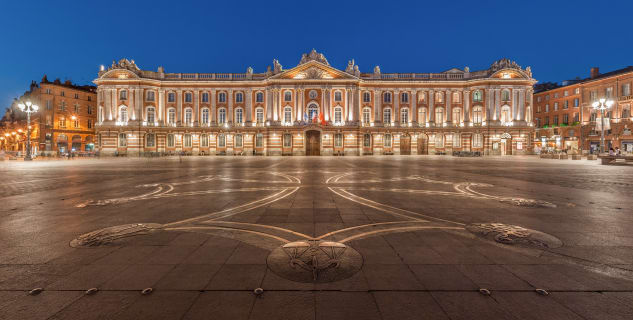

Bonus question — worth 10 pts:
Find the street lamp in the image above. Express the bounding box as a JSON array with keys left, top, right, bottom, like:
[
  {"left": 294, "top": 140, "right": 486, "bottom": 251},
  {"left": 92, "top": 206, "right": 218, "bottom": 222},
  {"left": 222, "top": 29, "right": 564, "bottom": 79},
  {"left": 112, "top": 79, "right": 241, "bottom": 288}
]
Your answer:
[
  {"left": 592, "top": 98, "right": 614, "bottom": 154},
  {"left": 17, "top": 100, "right": 39, "bottom": 160}
]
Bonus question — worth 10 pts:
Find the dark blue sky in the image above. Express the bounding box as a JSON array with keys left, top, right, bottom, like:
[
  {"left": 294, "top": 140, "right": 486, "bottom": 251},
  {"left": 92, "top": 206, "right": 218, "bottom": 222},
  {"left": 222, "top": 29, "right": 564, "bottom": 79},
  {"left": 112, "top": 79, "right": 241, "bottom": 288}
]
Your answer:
[{"left": 1, "top": 0, "right": 632, "bottom": 108}]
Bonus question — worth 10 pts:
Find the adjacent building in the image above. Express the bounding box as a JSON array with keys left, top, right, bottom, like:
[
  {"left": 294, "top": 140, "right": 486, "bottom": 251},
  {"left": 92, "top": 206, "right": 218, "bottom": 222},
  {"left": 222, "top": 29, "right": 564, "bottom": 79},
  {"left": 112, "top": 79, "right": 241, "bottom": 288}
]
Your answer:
[
  {"left": 533, "top": 66, "right": 633, "bottom": 154},
  {"left": 94, "top": 50, "right": 536, "bottom": 156}
]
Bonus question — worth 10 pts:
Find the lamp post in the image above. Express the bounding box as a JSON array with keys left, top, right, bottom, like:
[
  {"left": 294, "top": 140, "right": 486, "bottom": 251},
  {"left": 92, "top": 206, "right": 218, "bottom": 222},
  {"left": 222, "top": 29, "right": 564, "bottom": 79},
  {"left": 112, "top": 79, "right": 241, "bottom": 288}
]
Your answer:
[
  {"left": 17, "top": 100, "right": 39, "bottom": 161},
  {"left": 592, "top": 98, "right": 614, "bottom": 154}
]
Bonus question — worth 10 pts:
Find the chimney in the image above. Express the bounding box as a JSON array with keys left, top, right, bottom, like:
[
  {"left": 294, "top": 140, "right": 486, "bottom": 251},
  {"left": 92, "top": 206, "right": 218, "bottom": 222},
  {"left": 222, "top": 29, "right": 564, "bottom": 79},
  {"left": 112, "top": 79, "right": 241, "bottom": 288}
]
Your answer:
[{"left": 590, "top": 67, "right": 600, "bottom": 79}]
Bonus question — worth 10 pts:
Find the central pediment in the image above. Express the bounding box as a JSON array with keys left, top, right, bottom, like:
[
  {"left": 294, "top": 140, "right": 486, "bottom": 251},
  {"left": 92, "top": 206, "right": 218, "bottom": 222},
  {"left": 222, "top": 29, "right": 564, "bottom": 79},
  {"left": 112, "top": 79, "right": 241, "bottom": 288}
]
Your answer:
[{"left": 269, "top": 60, "right": 358, "bottom": 80}]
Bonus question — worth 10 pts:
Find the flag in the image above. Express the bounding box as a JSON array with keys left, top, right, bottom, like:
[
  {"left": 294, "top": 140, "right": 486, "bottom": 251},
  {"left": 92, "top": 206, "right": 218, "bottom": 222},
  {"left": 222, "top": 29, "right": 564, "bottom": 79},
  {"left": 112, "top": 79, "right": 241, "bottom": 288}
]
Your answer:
[
  {"left": 319, "top": 112, "right": 325, "bottom": 125},
  {"left": 303, "top": 112, "right": 308, "bottom": 122}
]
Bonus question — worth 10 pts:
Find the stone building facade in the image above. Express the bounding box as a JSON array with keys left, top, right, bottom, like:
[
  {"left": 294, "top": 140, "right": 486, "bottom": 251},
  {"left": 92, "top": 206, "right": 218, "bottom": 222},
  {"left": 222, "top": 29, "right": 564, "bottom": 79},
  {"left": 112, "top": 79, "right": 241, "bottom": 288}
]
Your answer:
[
  {"left": 533, "top": 66, "right": 633, "bottom": 154},
  {"left": 94, "top": 50, "right": 536, "bottom": 156}
]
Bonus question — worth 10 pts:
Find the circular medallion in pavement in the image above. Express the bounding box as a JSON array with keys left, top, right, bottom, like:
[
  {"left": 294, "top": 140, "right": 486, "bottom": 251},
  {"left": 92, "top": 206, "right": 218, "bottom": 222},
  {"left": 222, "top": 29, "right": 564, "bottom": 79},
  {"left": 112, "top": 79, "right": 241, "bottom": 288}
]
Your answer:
[
  {"left": 466, "top": 223, "right": 563, "bottom": 249},
  {"left": 267, "top": 240, "right": 363, "bottom": 283},
  {"left": 70, "top": 223, "right": 162, "bottom": 248}
]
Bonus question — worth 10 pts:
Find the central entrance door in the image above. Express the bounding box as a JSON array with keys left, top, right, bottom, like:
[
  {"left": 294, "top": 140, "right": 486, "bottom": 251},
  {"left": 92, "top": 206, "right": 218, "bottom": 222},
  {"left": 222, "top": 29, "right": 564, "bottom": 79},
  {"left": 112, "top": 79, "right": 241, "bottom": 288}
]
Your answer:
[
  {"left": 400, "top": 134, "right": 411, "bottom": 155},
  {"left": 305, "top": 130, "right": 321, "bottom": 156}
]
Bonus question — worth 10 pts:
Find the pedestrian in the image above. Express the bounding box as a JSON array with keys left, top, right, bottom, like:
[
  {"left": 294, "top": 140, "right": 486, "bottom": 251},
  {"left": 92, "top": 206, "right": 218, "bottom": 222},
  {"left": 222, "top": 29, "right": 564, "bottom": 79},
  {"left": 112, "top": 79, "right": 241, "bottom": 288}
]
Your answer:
[
  {"left": 609, "top": 148, "right": 616, "bottom": 156},
  {"left": 616, "top": 147, "right": 621, "bottom": 155}
]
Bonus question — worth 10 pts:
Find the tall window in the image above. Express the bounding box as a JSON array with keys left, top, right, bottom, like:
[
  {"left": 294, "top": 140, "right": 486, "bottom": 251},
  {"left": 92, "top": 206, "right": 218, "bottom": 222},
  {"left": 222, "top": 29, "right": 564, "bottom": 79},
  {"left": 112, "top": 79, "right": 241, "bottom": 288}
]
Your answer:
[
  {"left": 334, "top": 91, "right": 342, "bottom": 102},
  {"left": 500, "top": 106, "right": 511, "bottom": 123},
  {"left": 622, "top": 83, "right": 631, "bottom": 96},
  {"left": 256, "top": 133, "right": 263, "bottom": 148},
  {"left": 563, "top": 114, "right": 569, "bottom": 124},
  {"left": 334, "top": 107, "right": 343, "bottom": 123},
  {"left": 218, "top": 108, "right": 226, "bottom": 124},
  {"left": 167, "top": 134, "right": 175, "bottom": 147},
  {"left": 184, "top": 134, "right": 192, "bottom": 147},
  {"left": 435, "top": 133, "right": 444, "bottom": 148},
  {"left": 145, "top": 90, "right": 153, "bottom": 100},
  {"left": 472, "top": 106, "right": 483, "bottom": 124},
  {"left": 435, "top": 91, "right": 443, "bottom": 103},
  {"left": 235, "top": 134, "right": 243, "bottom": 147},
  {"left": 218, "top": 92, "right": 226, "bottom": 103},
  {"left": 184, "top": 92, "right": 192, "bottom": 103},
  {"left": 401, "top": 108, "right": 409, "bottom": 123},
  {"left": 87, "top": 119, "right": 93, "bottom": 128},
  {"left": 284, "top": 91, "right": 292, "bottom": 102},
  {"left": 236, "top": 92, "right": 244, "bottom": 103},
  {"left": 308, "top": 104, "right": 318, "bottom": 121},
  {"left": 168, "top": 108, "right": 176, "bottom": 124},
  {"left": 363, "top": 134, "right": 371, "bottom": 147},
  {"left": 384, "top": 134, "right": 392, "bottom": 148},
  {"left": 418, "top": 108, "right": 427, "bottom": 123},
  {"left": 384, "top": 92, "right": 392, "bottom": 103},
  {"left": 201, "top": 108, "right": 209, "bottom": 124},
  {"left": 401, "top": 92, "right": 408, "bottom": 103},
  {"left": 119, "top": 106, "right": 128, "bottom": 122},
  {"left": 554, "top": 102, "right": 559, "bottom": 111},
  {"left": 452, "top": 108, "right": 461, "bottom": 124},
  {"left": 202, "top": 92, "right": 209, "bottom": 102},
  {"left": 284, "top": 107, "right": 292, "bottom": 123},
  {"left": 383, "top": 108, "right": 392, "bottom": 123},
  {"left": 256, "top": 92, "right": 264, "bottom": 102},
  {"left": 60, "top": 101, "right": 66, "bottom": 111},
  {"left": 256, "top": 108, "right": 264, "bottom": 123},
  {"left": 334, "top": 133, "right": 343, "bottom": 148},
  {"left": 185, "top": 108, "right": 192, "bottom": 124},
  {"left": 563, "top": 100, "right": 569, "bottom": 109},
  {"left": 146, "top": 133, "right": 155, "bottom": 147},
  {"left": 363, "top": 92, "right": 371, "bottom": 102},
  {"left": 435, "top": 107, "right": 444, "bottom": 123},
  {"left": 168, "top": 92, "right": 175, "bottom": 102},
  {"left": 573, "top": 112, "right": 579, "bottom": 122},
  {"left": 501, "top": 90, "right": 510, "bottom": 101},
  {"left": 363, "top": 108, "right": 371, "bottom": 124},
  {"left": 283, "top": 134, "right": 292, "bottom": 147},
  {"left": 452, "top": 91, "right": 461, "bottom": 103},
  {"left": 201, "top": 134, "right": 209, "bottom": 147},
  {"left": 574, "top": 98, "right": 579, "bottom": 107},
  {"left": 87, "top": 106, "right": 93, "bottom": 114},
  {"left": 235, "top": 108, "right": 243, "bottom": 124},
  {"left": 118, "top": 133, "right": 127, "bottom": 147},
  {"left": 473, "top": 134, "right": 483, "bottom": 148},
  {"left": 218, "top": 134, "right": 226, "bottom": 147},
  {"left": 74, "top": 104, "right": 80, "bottom": 113},
  {"left": 606, "top": 87, "right": 613, "bottom": 98},
  {"left": 73, "top": 118, "right": 80, "bottom": 128},
  {"left": 119, "top": 90, "right": 127, "bottom": 100},
  {"left": 453, "top": 133, "right": 461, "bottom": 147}
]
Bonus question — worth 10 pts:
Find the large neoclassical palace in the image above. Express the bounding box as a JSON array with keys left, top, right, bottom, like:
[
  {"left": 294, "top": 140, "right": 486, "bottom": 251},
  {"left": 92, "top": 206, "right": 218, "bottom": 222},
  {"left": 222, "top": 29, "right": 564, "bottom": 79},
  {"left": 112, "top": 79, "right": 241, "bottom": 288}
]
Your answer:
[{"left": 94, "top": 50, "right": 536, "bottom": 156}]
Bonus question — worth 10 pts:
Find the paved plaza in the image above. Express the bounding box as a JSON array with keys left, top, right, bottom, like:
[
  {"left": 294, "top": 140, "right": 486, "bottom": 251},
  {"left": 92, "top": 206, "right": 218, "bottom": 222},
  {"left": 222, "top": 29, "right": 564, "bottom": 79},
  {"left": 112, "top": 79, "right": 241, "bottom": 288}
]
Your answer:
[{"left": 1, "top": 156, "right": 633, "bottom": 319}]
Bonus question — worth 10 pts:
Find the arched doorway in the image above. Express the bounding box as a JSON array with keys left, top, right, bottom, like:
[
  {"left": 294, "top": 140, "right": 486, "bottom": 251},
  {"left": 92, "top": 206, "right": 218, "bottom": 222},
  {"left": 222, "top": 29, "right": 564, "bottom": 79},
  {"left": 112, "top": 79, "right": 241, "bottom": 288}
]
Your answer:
[
  {"left": 500, "top": 132, "right": 512, "bottom": 155},
  {"left": 305, "top": 130, "right": 320, "bottom": 156},
  {"left": 71, "top": 135, "right": 82, "bottom": 152},
  {"left": 417, "top": 134, "right": 428, "bottom": 155},
  {"left": 400, "top": 134, "right": 411, "bottom": 155},
  {"left": 57, "top": 134, "right": 68, "bottom": 154}
]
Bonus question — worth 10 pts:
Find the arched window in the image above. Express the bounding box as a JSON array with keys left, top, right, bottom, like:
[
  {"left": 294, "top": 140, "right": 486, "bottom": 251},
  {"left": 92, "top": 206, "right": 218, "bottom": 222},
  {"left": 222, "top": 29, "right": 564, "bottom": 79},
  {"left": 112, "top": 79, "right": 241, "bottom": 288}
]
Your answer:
[
  {"left": 502, "top": 90, "right": 510, "bottom": 101},
  {"left": 435, "top": 91, "right": 444, "bottom": 103},
  {"left": 473, "top": 90, "right": 483, "bottom": 102},
  {"left": 218, "top": 108, "right": 226, "bottom": 124},
  {"left": 334, "top": 106, "right": 343, "bottom": 123},
  {"left": 218, "top": 134, "right": 226, "bottom": 147},
  {"left": 401, "top": 92, "right": 408, "bottom": 103},
  {"left": 284, "top": 107, "right": 292, "bottom": 124},
  {"left": 236, "top": 92, "right": 243, "bottom": 103},
  {"left": 201, "top": 134, "right": 209, "bottom": 147},
  {"left": 167, "top": 134, "right": 175, "bottom": 147},
  {"left": 383, "top": 108, "right": 392, "bottom": 123},
  {"left": 363, "top": 133, "right": 371, "bottom": 147},
  {"left": 435, "top": 133, "right": 444, "bottom": 148},
  {"left": 184, "top": 134, "right": 192, "bottom": 147},
  {"left": 473, "top": 133, "right": 483, "bottom": 148},
  {"left": 501, "top": 106, "right": 511, "bottom": 123},
  {"left": 255, "top": 133, "right": 263, "bottom": 148},
  {"left": 418, "top": 108, "right": 427, "bottom": 124},
  {"left": 334, "top": 91, "right": 342, "bottom": 102},
  {"left": 401, "top": 108, "right": 409, "bottom": 123},
  {"left": 119, "top": 106, "right": 128, "bottom": 122},
  {"left": 184, "top": 108, "right": 192, "bottom": 124},
  {"left": 384, "top": 92, "right": 392, "bottom": 103},
  {"left": 168, "top": 108, "right": 176, "bottom": 124},
  {"left": 201, "top": 108, "right": 209, "bottom": 124},
  {"left": 256, "top": 108, "right": 264, "bottom": 123},
  {"left": 435, "top": 107, "right": 444, "bottom": 124},
  {"left": 363, "top": 92, "right": 371, "bottom": 102},
  {"left": 146, "top": 107, "right": 155, "bottom": 123},
  {"left": 284, "top": 91, "right": 292, "bottom": 102},
  {"left": 146, "top": 133, "right": 155, "bottom": 147},
  {"left": 453, "top": 133, "right": 461, "bottom": 147},
  {"left": 235, "top": 108, "right": 243, "bottom": 124},
  {"left": 472, "top": 106, "right": 483, "bottom": 124},
  {"left": 218, "top": 92, "right": 226, "bottom": 103},
  {"left": 256, "top": 92, "right": 264, "bottom": 102},
  {"left": 119, "top": 133, "right": 127, "bottom": 147},
  {"left": 452, "top": 108, "right": 461, "bottom": 124},
  {"left": 308, "top": 104, "right": 318, "bottom": 121},
  {"left": 363, "top": 108, "right": 371, "bottom": 124},
  {"left": 384, "top": 133, "right": 392, "bottom": 148}
]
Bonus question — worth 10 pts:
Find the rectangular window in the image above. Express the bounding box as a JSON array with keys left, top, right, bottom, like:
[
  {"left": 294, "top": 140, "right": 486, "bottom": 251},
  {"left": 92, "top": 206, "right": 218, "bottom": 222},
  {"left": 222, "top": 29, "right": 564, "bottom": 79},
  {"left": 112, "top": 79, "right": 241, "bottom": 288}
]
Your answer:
[
  {"left": 574, "top": 98, "right": 579, "bottom": 107},
  {"left": 363, "top": 92, "right": 371, "bottom": 102},
  {"left": 88, "top": 119, "right": 93, "bottom": 128},
  {"left": 574, "top": 88, "right": 580, "bottom": 95},
  {"left": 573, "top": 113, "right": 579, "bottom": 122},
  {"left": 623, "top": 83, "right": 631, "bottom": 96},
  {"left": 185, "top": 93, "right": 192, "bottom": 103},
  {"left": 384, "top": 134, "right": 392, "bottom": 148},
  {"left": 46, "top": 115, "right": 52, "bottom": 126},
  {"left": 235, "top": 134, "right": 243, "bottom": 148},
  {"left": 256, "top": 134, "right": 263, "bottom": 148},
  {"left": 606, "top": 87, "right": 613, "bottom": 98},
  {"left": 202, "top": 92, "right": 209, "bottom": 103},
  {"left": 545, "top": 104, "right": 549, "bottom": 112},
  {"left": 184, "top": 134, "right": 192, "bottom": 147},
  {"left": 74, "top": 119, "right": 80, "bottom": 128},
  {"left": 218, "top": 134, "right": 226, "bottom": 147},
  {"left": 74, "top": 93, "right": 79, "bottom": 99},
  {"left": 119, "top": 133, "right": 127, "bottom": 147},
  {"left": 61, "top": 91, "right": 65, "bottom": 97},
  {"left": 545, "top": 117, "right": 549, "bottom": 126},
  {"left": 563, "top": 114, "right": 569, "bottom": 124},
  {"left": 74, "top": 105, "right": 80, "bottom": 113},
  {"left": 87, "top": 106, "right": 93, "bottom": 114},
  {"left": 146, "top": 133, "right": 155, "bottom": 147},
  {"left": 554, "top": 102, "right": 559, "bottom": 111},
  {"left": 60, "top": 101, "right": 66, "bottom": 111},
  {"left": 334, "top": 133, "right": 343, "bottom": 148},
  {"left": 88, "top": 96, "right": 91, "bottom": 101},
  {"left": 201, "top": 134, "right": 209, "bottom": 147},
  {"left": 59, "top": 116, "right": 66, "bottom": 128},
  {"left": 564, "top": 90, "right": 568, "bottom": 97},
  {"left": 167, "top": 134, "right": 175, "bottom": 147},
  {"left": 120, "top": 90, "right": 127, "bottom": 100},
  {"left": 473, "top": 134, "right": 482, "bottom": 148},
  {"left": 563, "top": 100, "right": 568, "bottom": 109},
  {"left": 363, "top": 134, "right": 371, "bottom": 147},
  {"left": 283, "top": 134, "right": 292, "bottom": 148},
  {"left": 401, "top": 92, "right": 408, "bottom": 103},
  {"left": 554, "top": 93, "right": 559, "bottom": 98},
  {"left": 168, "top": 93, "right": 175, "bottom": 102},
  {"left": 147, "top": 91, "right": 155, "bottom": 101},
  {"left": 554, "top": 115, "right": 559, "bottom": 125}
]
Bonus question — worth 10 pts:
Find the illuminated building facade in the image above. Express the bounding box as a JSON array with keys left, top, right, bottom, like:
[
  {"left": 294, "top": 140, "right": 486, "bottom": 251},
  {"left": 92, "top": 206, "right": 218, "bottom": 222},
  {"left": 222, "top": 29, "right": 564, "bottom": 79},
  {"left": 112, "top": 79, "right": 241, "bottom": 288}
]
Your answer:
[{"left": 94, "top": 50, "right": 536, "bottom": 156}]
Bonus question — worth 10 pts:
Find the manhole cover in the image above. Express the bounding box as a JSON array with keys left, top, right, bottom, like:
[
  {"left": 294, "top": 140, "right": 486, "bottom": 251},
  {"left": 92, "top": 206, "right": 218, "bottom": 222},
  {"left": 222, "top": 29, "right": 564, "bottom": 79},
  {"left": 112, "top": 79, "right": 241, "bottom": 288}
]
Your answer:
[
  {"left": 466, "top": 223, "right": 563, "bottom": 249},
  {"left": 70, "top": 223, "right": 162, "bottom": 247},
  {"left": 267, "top": 240, "right": 363, "bottom": 283}
]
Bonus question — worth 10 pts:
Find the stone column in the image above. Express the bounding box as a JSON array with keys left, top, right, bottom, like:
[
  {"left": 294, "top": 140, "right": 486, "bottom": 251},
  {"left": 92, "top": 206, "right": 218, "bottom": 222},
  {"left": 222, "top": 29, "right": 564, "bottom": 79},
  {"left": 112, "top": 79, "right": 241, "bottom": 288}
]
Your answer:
[
  {"left": 511, "top": 89, "right": 517, "bottom": 122},
  {"left": 463, "top": 90, "right": 470, "bottom": 123},
  {"left": 411, "top": 90, "right": 417, "bottom": 125},
  {"left": 355, "top": 87, "right": 361, "bottom": 122},
  {"left": 375, "top": 90, "right": 381, "bottom": 124},
  {"left": 228, "top": 89, "right": 233, "bottom": 124},
  {"left": 486, "top": 89, "right": 493, "bottom": 121},
  {"left": 211, "top": 90, "right": 216, "bottom": 124},
  {"left": 246, "top": 89, "right": 252, "bottom": 123},
  {"left": 429, "top": 90, "right": 435, "bottom": 124},
  {"left": 296, "top": 89, "right": 303, "bottom": 121},
  {"left": 158, "top": 90, "right": 164, "bottom": 122},
  {"left": 518, "top": 89, "right": 525, "bottom": 121},
  {"left": 105, "top": 88, "right": 112, "bottom": 121},
  {"left": 324, "top": 88, "right": 330, "bottom": 121},
  {"left": 266, "top": 89, "right": 272, "bottom": 120},
  {"left": 273, "top": 89, "right": 279, "bottom": 121},
  {"left": 446, "top": 90, "right": 452, "bottom": 123},
  {"left": 394, "top": 90, "right": 400, "bottom": 125},
  {"left": 194, "top": 90, "right": 200, "bottom": 125},
  {"left": 177, "top": 90, "right": 183, "bottom": 124},
  {"left": 495, "top": 89, "right": 501, "bottom": 121}
]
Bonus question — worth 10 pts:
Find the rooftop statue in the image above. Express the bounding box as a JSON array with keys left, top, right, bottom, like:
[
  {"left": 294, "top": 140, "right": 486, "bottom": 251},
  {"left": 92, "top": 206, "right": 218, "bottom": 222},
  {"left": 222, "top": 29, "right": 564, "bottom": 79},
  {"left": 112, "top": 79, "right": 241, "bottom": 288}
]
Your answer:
[{"left": 298, "top": 49, "right": 329, "bottom": 66}]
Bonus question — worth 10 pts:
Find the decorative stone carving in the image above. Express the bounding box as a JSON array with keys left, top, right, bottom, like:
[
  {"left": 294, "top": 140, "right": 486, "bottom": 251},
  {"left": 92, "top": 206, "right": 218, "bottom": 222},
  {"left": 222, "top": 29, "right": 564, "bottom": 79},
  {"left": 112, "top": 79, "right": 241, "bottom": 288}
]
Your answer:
[
  {"left": 109, "top": 58, "right": 140, "bottom": 72},
  {"left": 273, "top": 59, "right": 283, "bottom": 74},
  {"left": 373, "top": 66, "right": 381, "bottom": 75},
  {"left": 305, "top": 67, "right": 325, "bottom": 79},
  {"left": 298, "top": 49, "right": 330, "bottom": 66},
  {"left": 489, "top": 58, "right": 522, "bottom": 72}
]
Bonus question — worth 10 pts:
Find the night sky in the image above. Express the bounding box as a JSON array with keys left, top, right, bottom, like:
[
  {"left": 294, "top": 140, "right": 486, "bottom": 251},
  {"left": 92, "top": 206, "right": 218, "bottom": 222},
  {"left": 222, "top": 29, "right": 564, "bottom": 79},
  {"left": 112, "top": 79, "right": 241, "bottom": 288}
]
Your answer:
[{"left": 1, "top": 0, "right": 632, "bottom": 109}]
